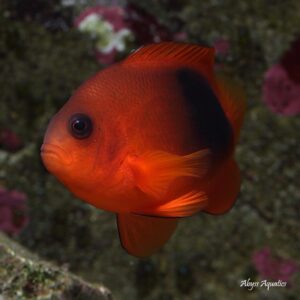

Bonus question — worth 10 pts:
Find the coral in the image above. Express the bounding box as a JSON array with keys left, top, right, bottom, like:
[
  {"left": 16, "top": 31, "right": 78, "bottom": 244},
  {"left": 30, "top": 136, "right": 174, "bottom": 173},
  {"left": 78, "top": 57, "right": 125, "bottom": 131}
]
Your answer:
[
  {"left": 74, "top": 3, "right": 186, "bottom": 64},
  {"left": 74, "top": 5, "right": 134, "bottom": 64},
  {"left": 0, "top": 187, "right": 28, "bottom": 236},
  {"left": 0, "top": 129, "right": 23, "bottom": 152},
  {"left": 252, "top": 247, "right": 299, "bottom": 283},
  {"left": 213, "top": 38, "right": 230, "bottom": 57},
  {"left": 263, "top": 37, "right": 300, "bottom": 115}
]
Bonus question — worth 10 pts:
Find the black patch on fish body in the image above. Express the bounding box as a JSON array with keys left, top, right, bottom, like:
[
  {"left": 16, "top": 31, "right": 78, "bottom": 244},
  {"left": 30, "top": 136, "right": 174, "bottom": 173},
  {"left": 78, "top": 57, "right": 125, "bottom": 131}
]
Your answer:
[{"left": 176, "top": 68, "right": 233, "bottom": 157}]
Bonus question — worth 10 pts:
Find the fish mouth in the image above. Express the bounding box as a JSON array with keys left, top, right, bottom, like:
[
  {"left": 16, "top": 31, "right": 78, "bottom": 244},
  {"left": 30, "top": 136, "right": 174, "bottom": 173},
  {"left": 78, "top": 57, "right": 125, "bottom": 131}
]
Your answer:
[{"left": 40, "top": 143, "right": 73, "bottom": 166}]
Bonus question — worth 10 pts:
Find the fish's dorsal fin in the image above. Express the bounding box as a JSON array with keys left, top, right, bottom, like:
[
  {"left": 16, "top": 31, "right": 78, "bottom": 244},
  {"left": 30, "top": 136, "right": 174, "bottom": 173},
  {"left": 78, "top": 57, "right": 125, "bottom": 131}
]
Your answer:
[{"left": 123, "top": 42, "right": 215, "bottom": 79}]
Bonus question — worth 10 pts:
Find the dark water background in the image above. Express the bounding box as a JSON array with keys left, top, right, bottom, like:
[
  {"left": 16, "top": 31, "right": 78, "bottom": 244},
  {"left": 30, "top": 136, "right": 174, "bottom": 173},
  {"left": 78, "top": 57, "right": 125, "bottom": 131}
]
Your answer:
[{"left": 0, "top": 1, "right": 299, "bottom": 299}]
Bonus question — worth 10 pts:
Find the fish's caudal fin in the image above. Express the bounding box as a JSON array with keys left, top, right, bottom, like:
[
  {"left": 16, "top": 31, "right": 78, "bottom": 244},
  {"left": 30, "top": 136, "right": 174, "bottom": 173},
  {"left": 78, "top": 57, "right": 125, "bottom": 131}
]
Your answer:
[
  {"left": 127, "top": 149, "right": 211, "bottom": 199},
  {"left": 204, "top": 158, "right": 241, "bottom": 215},
  {"left": 117, "top": 213, "right": 178, "bottom": 257},
  {"left": 216, "top": 75, "right": 247, "bottom": 143}
]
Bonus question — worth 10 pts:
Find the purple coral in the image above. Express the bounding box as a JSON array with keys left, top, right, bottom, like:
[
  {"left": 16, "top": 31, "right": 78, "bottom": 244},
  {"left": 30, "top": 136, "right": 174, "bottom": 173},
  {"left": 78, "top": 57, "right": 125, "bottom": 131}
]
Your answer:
[
  {"left": 0, "top": 187, "right": 29, "bottom": 235},
  {"left": 263, "top": 38, "right": 300, "bottom": 115},
  {"left": 252, "top": 247, "right": 299, "bottom": 283}
]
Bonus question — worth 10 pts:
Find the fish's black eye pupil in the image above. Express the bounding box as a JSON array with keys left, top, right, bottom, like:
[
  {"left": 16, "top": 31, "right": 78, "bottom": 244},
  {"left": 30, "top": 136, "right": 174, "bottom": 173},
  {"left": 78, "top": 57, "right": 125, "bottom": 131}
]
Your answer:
[
  {"left": 73, "top": 120, "right": 86, "bottom": 131},
  {"left": 69, "top": 113, "right": 93, "bottom": 139}
]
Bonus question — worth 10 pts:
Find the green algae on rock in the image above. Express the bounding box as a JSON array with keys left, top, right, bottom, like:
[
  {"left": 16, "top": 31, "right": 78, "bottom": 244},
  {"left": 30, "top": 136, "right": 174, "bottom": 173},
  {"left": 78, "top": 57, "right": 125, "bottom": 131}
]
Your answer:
[{"left": 0, "top": 233, "right": 112, "bottom": 300}]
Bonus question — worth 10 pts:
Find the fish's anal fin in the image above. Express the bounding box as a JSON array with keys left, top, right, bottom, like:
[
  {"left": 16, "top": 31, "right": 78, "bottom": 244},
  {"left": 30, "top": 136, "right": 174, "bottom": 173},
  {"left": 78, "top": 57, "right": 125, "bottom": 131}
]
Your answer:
[
  {"left": 140, "top": 190, "right": 208, "bottom": 218},
  {"left": 204, "top": 159, "right": 241, "bottom": 215},
  {"left": 127, "top": 149, "right": 211, "bottom": 199},
  {"left": 116, "top": 213, "right": 178, "bottom": 257}
]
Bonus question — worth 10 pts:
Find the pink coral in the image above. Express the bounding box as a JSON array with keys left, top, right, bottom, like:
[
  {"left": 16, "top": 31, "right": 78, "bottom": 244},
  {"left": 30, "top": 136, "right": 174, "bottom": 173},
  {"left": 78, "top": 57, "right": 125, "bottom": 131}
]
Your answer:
[
  {"left": 74, "top": 6, "right": 127, "bottom": 32},
  {"left": 252, "top": 247, "right": 299, "bottom": 283},
  {"left": 94, "top": 50, "right": 117, "bottom": 65},
  {"left": 213, "top": 38, "right": 230, "bottom": 56},
  {"left": 75, "top": 4, "right": 186, "bottom": 64},
  {"left": 263, "top": 38, "right": 300, "bottom": 115},
  {"left": 263, "top": 64, "right": 300, "bottom": 115},
  {"left": 0, "top": 187, "right": 29, "bottom": 235},
  {"left": 0, "top": 128, "right": 23, "bottom": 152},
  {"left": 75, "top": 6, "right": 132, "bottom": 65}
]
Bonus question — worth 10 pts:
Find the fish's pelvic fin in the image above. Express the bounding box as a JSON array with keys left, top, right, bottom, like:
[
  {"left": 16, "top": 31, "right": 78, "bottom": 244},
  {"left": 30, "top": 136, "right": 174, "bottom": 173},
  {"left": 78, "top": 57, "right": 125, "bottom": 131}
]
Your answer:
[
  {"left": 204, "top": 158, "right": 241, "bottom": 215},
  {"left": 116, "top": 213, "right": 178, "bottom": 257},
  {"left": 127, "top": 149, "right": 211, "bottom": 198},
  {"left": 141, "top": 190, "right": 208, "bottom": 217}
]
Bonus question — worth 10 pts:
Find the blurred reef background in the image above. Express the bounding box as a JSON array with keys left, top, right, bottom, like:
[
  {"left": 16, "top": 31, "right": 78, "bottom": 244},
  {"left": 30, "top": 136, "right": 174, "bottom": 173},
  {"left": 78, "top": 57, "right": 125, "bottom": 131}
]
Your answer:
[{"left": 0, "top": 0, "right": 300, "bottom": 299}]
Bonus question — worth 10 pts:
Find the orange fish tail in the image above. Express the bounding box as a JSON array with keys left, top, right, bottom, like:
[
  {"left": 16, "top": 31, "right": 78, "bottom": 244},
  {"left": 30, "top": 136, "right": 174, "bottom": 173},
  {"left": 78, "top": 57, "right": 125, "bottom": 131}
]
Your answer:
[
  {"left": 216, "top": 75, "right": 247, "bottom": 144},
  {"left": 203, "top": 158, "right": 241, "bottom": 215}
]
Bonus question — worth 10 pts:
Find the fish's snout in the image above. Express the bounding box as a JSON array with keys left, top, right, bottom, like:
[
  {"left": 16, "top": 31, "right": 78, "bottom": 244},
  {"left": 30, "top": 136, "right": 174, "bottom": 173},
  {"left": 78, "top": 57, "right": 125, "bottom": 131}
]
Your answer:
[{"left": 40, "top": 143, "right": 73, "bottom": 166}]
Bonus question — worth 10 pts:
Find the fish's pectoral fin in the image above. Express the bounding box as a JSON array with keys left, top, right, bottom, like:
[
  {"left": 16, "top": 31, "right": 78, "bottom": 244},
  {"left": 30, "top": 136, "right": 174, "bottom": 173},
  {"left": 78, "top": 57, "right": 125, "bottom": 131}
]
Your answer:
[
  {"left": 127, "top": 149, "right": 211, "bottom": 199},
  {"left": 116, "top": 213, "right": 178, "bottom": 257},
  {"left": 141, "top": 190, "right": 208, "bottom": 218}
]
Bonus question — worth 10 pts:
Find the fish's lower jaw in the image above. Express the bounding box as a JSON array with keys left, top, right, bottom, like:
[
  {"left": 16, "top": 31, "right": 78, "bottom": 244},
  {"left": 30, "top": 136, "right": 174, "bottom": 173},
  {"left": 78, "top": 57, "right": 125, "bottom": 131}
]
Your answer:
[
  {"left": 40, "top": 143, "right": 75, "bottom": 179},
  {"left": 41, "top": 153, "right": 63, "bottom": 174}
]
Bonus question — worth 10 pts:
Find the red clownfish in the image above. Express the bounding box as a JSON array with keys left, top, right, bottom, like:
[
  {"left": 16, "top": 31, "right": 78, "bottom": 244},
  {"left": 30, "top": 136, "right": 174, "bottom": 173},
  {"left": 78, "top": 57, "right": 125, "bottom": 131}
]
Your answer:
[{"left": 41, "top": 42, "right": 246, "bottom": 257}]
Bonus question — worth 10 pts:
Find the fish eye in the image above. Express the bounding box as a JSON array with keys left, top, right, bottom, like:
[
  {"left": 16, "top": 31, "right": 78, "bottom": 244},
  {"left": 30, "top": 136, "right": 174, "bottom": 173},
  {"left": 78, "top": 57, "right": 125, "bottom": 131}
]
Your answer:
[{"left": 69, "top": 113, "right": 93, "bottom": 139}]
